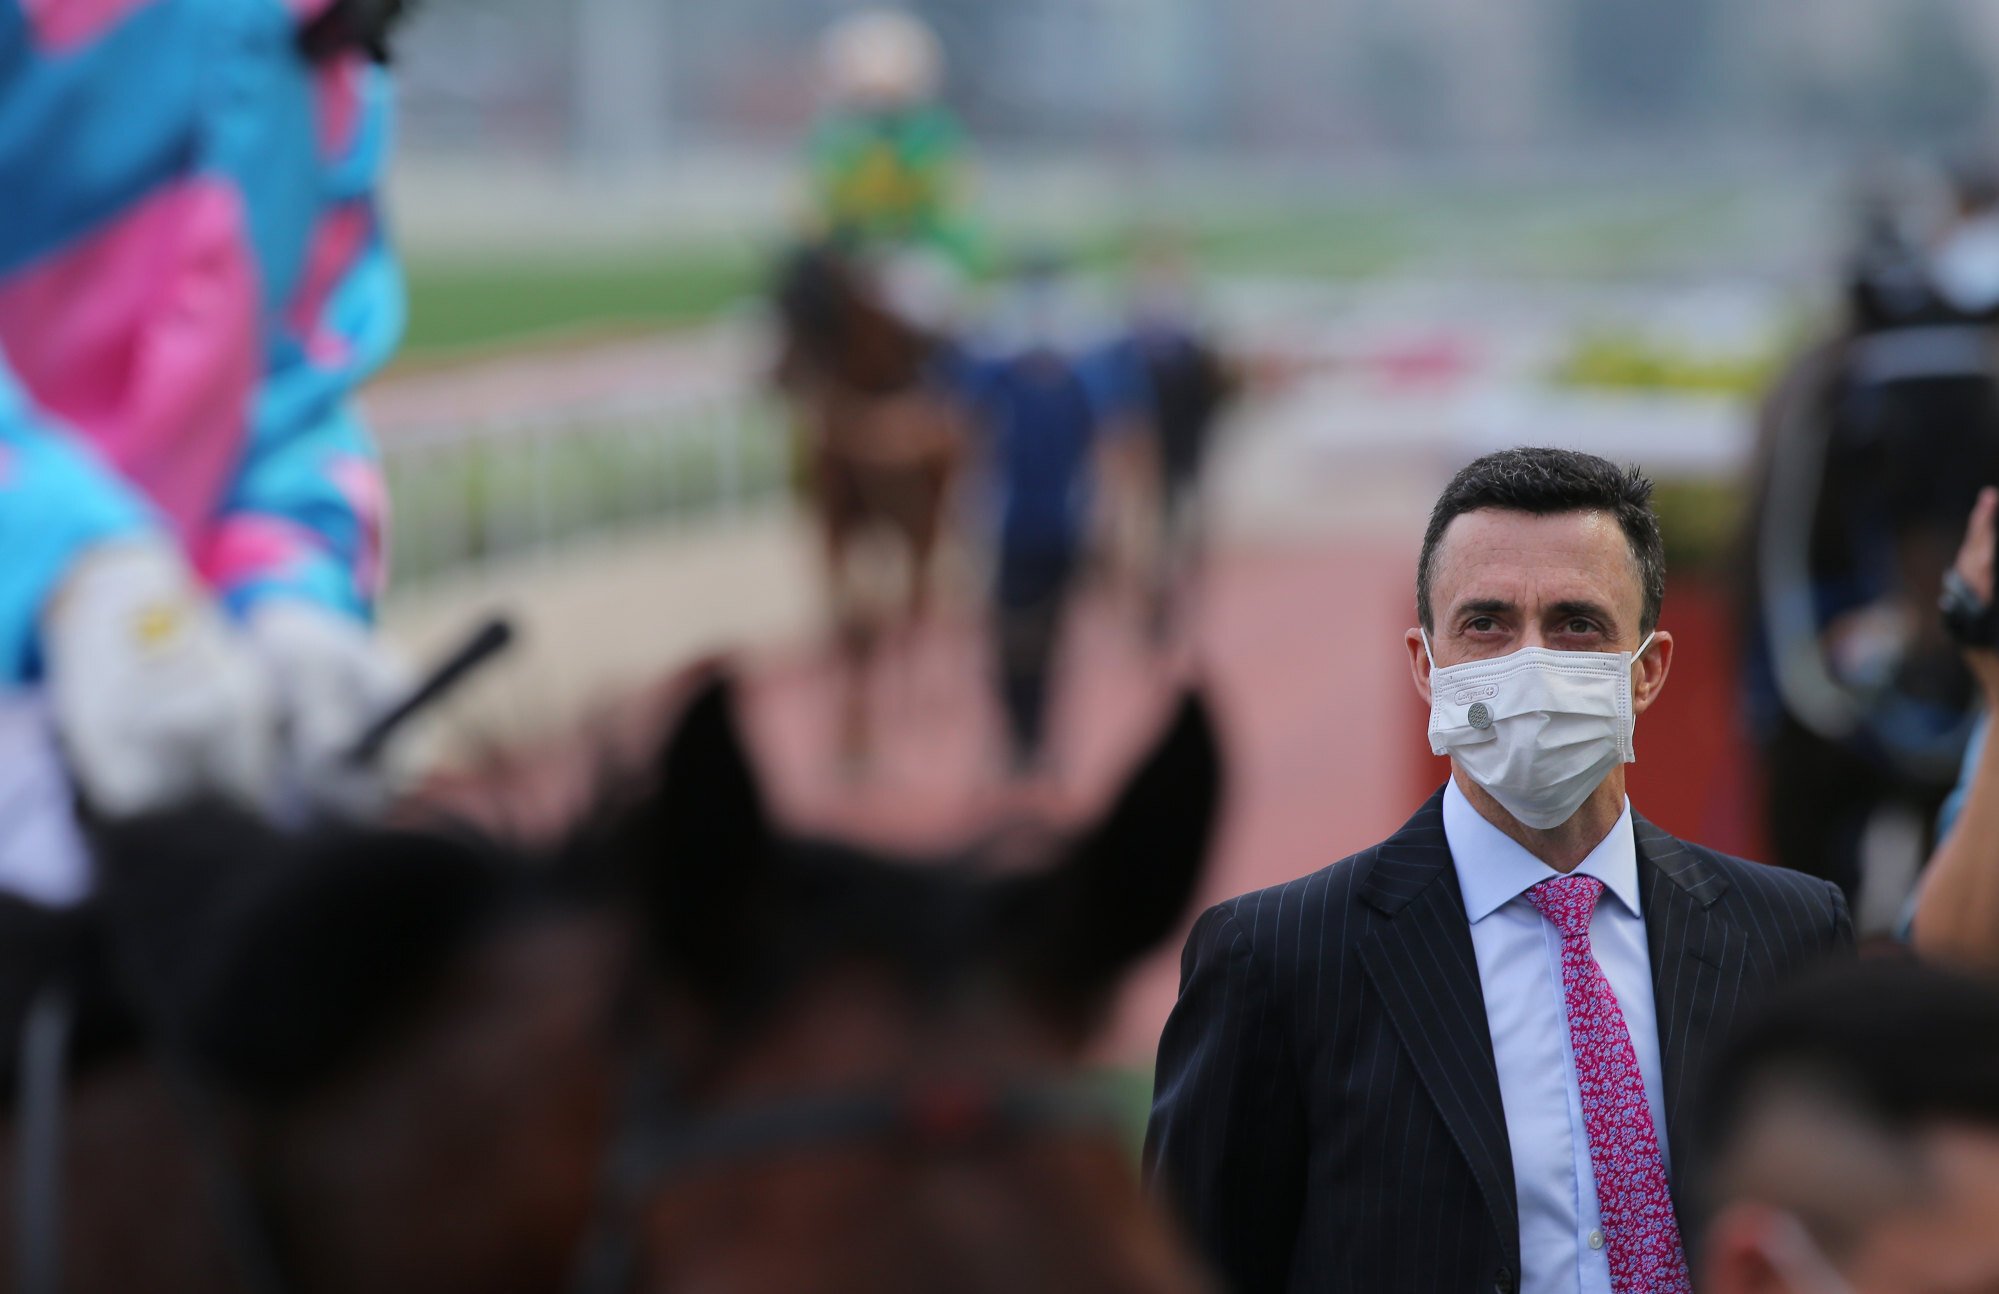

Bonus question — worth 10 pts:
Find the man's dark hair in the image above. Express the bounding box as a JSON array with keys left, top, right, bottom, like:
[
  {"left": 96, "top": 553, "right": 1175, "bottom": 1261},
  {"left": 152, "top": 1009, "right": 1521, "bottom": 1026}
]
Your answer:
[
  {"left": 1695, "top": 957, "right": 1999, "bottom": 1155},
  {"left": 1687, "top": 957, "right": 1999, "bottom": 1243},
  {"left": 1417, "top": 447, "right": 1666, "bottom": 636}
]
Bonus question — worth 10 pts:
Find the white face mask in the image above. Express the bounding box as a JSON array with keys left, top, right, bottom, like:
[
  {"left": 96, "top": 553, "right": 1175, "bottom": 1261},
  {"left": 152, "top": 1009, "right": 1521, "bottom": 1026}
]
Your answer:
[
  {"left": 1424, "top": 630, "right": 1656, "bottom": 830},
  {"left": 1934, "top": 213, "right": 1999, "bottom": 313}
]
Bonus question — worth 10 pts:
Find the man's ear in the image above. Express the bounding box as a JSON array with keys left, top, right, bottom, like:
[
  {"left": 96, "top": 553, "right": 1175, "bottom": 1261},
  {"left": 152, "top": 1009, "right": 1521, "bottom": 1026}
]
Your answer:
[
  {"left": 1633, "top": 630, "right": 1674, "bottom": 717},
  {"left": 1406, "top": 627, "right": 1436, "bottom": 706},
  {"left": 1695, "top": 1203, "right": 1795, "bottom": 1294}
]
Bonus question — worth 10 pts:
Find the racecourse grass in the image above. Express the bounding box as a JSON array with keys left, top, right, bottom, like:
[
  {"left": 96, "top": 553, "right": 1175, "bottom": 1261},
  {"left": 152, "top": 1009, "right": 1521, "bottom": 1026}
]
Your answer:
[
  {"left": 400, "top": 242, "right": 769, "bottom": 358},
  {"left": 396, "top": 207, "right": 1411, "bottom": 357},
  {"left": 398, "top": 184, "right": 1758, "bottom": 358}
]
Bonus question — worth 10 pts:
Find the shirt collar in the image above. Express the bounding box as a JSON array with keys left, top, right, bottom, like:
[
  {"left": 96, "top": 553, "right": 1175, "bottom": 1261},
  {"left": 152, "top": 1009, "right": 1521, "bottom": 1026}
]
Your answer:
[{"left": 1442, "top": 776, "right": 1641, "bottom": 923}]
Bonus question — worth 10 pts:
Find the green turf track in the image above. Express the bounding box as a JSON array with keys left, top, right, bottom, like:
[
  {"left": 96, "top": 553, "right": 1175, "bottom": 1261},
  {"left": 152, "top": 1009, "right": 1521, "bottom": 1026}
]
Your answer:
[
  {"left": 400, "top": 241, "right": 771, "bottom": 359},
  {"left": 398, "top": 183, "right": 1756, "bottom": 360},
  {"left": 395, "top": 205, "right": 1422, "bottom": 359}
]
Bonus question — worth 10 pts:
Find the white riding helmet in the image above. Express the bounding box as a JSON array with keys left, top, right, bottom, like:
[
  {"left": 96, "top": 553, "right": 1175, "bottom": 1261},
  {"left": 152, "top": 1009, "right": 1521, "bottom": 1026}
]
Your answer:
[{"left": 822, "top": 9, "right": 944, "bottom": 109}]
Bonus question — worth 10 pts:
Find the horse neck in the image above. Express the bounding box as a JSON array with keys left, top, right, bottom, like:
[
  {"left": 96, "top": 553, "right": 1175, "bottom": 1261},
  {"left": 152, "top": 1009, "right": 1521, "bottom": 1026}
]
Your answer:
[
  {"left": 643, "top": 1140, "right": 1209, "bottom": 1294},
  {"left": 692, "top": 969, "right": 1068, "bottom": 1099},
  {"left": 0, "top": 1062, "right": 243, "bottom": 1294},
  {"left": 833, "top": 304, "right": 932, "bottom": 394},
  {"left": 257, "top": 913, "right": 628, "bottom": 1294}
]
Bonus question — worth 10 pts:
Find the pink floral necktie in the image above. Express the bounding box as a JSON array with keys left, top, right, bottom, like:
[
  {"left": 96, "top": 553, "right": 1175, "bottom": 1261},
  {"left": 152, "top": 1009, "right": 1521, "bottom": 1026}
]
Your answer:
[{"left": 1527, "top": 874, "right": 1690, "bottom": 1294}]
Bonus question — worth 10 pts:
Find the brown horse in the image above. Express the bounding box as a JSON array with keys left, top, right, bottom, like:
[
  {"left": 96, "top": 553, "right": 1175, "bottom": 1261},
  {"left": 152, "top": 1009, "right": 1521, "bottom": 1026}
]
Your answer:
[
  {"left": 0, "top": 675, "right": 1221, "bottom": 1293},
  {"left": 773, "top": 245, "right": 967, "bottom": 765}
]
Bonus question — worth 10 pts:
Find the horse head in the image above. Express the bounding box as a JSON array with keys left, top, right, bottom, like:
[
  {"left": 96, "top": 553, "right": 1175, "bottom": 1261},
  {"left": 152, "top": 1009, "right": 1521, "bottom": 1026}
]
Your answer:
[
  {"left": 10, "top": 670, "right": 1222, "bottom": 1293},
  {"left": 592, "top": 673, "right": 1224, "bottom": 1292}
]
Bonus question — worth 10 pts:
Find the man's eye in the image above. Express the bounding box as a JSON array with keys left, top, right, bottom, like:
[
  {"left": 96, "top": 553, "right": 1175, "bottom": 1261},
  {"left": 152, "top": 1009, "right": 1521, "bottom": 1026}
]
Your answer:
[
  {"left": 1566, "top": 619, "right": 1596, "bottom": 635},
  {"left": 1467, "top": 617, "right": 1496, "bottom": 633}
]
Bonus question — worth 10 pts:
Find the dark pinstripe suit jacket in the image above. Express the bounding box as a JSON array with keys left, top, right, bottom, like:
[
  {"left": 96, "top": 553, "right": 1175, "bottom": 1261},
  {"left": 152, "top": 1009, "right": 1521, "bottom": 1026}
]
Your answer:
[{"left": 1143, "top": 789, "right": 1853, "bottom": 1294}]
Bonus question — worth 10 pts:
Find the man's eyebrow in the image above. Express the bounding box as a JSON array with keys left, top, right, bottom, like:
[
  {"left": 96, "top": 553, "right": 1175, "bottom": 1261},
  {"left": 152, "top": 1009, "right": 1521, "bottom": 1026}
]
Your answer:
[{"left": 1451, "top": 598, "right": 1516, "bottom": 619}]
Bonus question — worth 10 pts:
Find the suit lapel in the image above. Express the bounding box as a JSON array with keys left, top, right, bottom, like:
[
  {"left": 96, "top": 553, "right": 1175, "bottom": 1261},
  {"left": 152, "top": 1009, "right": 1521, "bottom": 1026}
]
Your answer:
[
  {"left": 1357, "top": 793, "right": 1520, "bottom": 1276},
  {"left": 1633, "top": 814, "right": 1749, "bottom": 1184}
]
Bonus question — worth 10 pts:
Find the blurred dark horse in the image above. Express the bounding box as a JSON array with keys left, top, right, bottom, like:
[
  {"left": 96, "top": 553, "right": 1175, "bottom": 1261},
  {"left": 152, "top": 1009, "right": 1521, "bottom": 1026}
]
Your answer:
[
  {"left": 1742, "top": 322, "right": 1999, "bottom": 904},
  {"left": 0, "top": 677, "right": 1220, "bottom": 1293},
  {"left": 773, "top": 245, "right": 967, "bottom": 765}
]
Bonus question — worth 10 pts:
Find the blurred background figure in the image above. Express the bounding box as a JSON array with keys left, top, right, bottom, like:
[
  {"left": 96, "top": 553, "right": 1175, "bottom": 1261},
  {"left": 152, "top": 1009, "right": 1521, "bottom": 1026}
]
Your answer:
[
  {"left": 807, "top": 7, "right": 981, "bottom": 277},
  {"left": 765, "top": 7, "right": 982, "bottom": 771},
  {"left": 1692, "top": 958, "right": 1999, "bottom": 1294},
  {"left": 771, "top": 241, "right": 965, "bottom": 771},
  {"left": 1113, "top": 235, "right": 1236, "bottom": 644},
  {"left": 956, "top": 253, "right": 1149, "bottom": 776},
  {"left": 0, "top": 0, "right": 414, "bottom": 906},
  {"left": 1931, "top": 156, "right": 1999, "bottom": 318},
  {"left": 1743, "top": 155, "right": 1999, "bottom": 913},
  {"left": 1844, "top": 161, "right": 1935, "bottom": 333}
]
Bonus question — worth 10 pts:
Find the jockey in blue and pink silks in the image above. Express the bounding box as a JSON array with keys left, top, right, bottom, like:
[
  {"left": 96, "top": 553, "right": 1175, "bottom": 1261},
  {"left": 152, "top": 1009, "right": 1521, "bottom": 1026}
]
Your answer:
[{"left": 0, "top": 0, "right": 411, "bottom": 904}]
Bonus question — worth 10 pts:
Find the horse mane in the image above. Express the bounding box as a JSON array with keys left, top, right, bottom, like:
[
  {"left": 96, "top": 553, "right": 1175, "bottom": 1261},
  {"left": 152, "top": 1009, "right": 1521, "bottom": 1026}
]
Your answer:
[
  {"left": 26, "top": 806, "right": 529, "bottom": 1106},
  {"left": 774, "top": 243, "right": 934, "bottom": 397},
  {"left": 718, "top": 836, "right": 1011, "bottom": 1029}
]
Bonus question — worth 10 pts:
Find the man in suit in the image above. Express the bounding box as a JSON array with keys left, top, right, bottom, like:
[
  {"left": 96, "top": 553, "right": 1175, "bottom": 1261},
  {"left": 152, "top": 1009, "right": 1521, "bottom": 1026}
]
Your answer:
[{"left": 1145, "top": 447, "right": 1853, "bottom": 1294}]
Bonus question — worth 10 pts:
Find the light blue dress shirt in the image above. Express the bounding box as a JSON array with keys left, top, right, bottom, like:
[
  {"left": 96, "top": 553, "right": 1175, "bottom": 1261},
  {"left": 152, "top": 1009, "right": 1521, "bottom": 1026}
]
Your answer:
[{"left": 1444, "top": 777, "right": 1671, "bottom": 1294}]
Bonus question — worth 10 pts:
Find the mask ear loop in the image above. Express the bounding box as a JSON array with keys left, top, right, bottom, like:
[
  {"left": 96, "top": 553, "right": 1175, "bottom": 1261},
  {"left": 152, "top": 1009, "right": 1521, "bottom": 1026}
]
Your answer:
[
  {"left": 1615, "top": 631, "right": 1661, "bottom": 763},
  {"left": 1760, "top": 1212, "right": 1856, "bottom": 1294}
]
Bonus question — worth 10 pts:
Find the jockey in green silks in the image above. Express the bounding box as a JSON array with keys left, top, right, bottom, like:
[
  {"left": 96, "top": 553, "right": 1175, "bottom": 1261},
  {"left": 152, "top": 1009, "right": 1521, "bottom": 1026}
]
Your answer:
[{"left": 806, "top": 10, "right": 983, "bottom": 282}]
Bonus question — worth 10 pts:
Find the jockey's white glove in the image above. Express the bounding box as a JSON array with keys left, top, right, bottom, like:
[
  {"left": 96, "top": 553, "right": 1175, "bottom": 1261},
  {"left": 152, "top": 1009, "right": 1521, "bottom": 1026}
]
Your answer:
[
  {"left": 43, "top": 543, "right": 280, "bottom": 818},
  {"left": 247, "top": 601, "right": 412, "bottom": 821}
]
